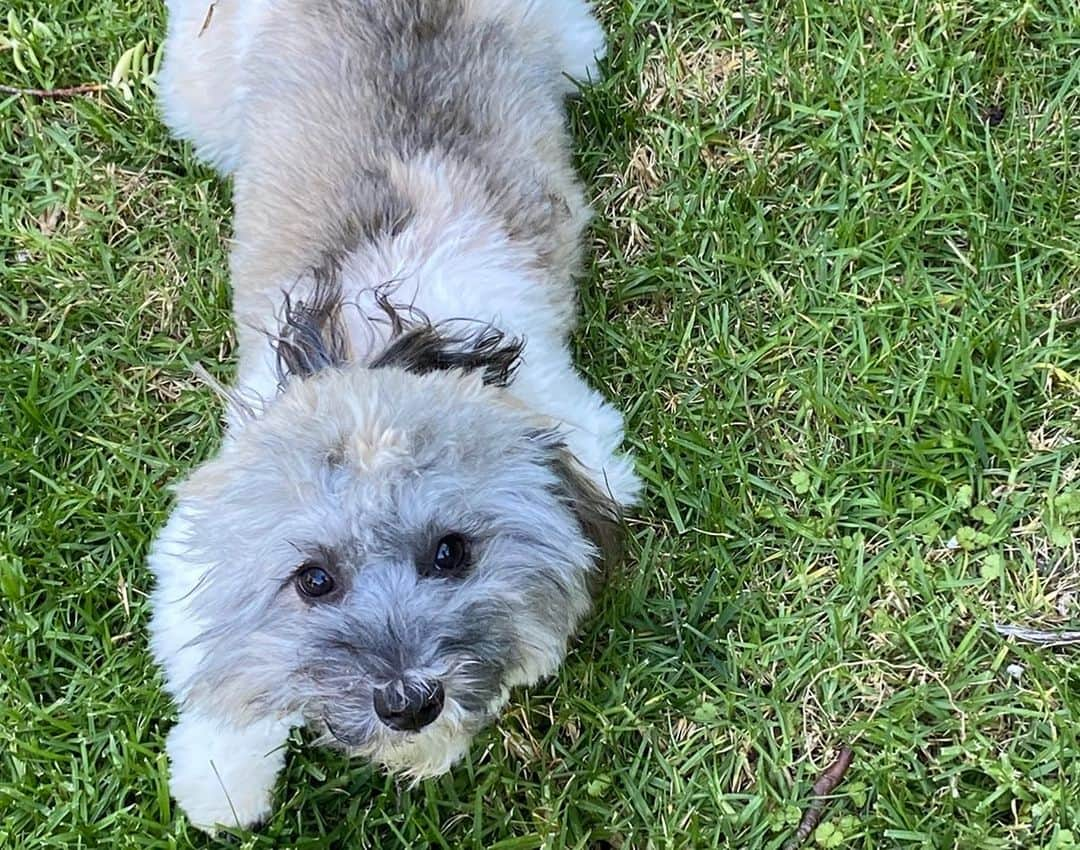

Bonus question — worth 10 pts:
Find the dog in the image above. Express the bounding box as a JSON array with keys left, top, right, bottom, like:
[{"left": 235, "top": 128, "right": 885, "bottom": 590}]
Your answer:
[{"left": 149, "top": 0, "right": 639, "bottom": 832}]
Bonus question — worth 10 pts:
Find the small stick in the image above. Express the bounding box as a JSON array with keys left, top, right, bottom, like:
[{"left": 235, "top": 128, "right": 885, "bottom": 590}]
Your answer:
[
  {"left": 783, "top": 746, "right": 855, "bottom": 850},
  {"left": 0, "top": 82, "right": 106, "bottom": 99}
]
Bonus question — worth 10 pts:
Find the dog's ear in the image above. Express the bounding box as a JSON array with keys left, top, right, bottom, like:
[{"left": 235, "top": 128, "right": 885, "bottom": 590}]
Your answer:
[
  {"left": 273, "top": 275, "right": 524, "bottom": 389},
  {"left": 274, "top": 265, "right": 351, "bottom": 389},
  {"left": 530, "top": 430, "right": 623, "bottom": 568},
  {"left": 369, "top": 298, "right": 524, "bottom": 388}
]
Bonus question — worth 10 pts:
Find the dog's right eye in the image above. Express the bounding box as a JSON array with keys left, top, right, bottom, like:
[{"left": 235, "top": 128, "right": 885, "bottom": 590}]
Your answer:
[
  {"left": 295, "top": 563, "right": 335, "bottom": 598},
  {"left": 419, "top": 533, "right": 471, "bottom": 578}
]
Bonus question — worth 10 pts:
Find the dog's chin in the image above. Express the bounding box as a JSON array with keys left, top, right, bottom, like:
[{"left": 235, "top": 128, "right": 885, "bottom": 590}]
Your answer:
[
  {"left": 367, "top": 729, "right": 473, "bottom": 779},
  {"left": 322, "top": 693, "right": 509, "bottom": 779}
]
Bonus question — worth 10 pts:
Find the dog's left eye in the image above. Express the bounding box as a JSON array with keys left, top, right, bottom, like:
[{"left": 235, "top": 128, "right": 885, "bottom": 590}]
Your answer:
[
  {"left": 426, "top": 533, "right": 470, "bottom": 577},
  {"left": 296, "top": 563, "right": 335, "bottom": 598}
]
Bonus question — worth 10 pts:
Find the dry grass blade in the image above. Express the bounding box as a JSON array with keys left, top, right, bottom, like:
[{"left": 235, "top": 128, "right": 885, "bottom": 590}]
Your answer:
[
  {"left": 191, "top": 362, "right": 258, "bottom": 423},
  {"left": 994, "top": 624, "right": 1080, "bottom": 646},
  {"left": 198, "top": 2, "right": 217, "bottom": 36},
  {"left": 0, "top": 83, "right": 106, "bottom": 99}
]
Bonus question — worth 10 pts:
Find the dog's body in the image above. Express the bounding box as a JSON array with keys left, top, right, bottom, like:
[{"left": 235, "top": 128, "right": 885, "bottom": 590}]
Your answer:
[{"left": 151, "top": 0, "right": 637, "bottom": 831}]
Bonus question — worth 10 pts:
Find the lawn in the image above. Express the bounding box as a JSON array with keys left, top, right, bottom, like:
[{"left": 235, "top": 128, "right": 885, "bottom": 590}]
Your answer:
[{"left": 2, "top": 0, "right": 1079, "bottom": 847}]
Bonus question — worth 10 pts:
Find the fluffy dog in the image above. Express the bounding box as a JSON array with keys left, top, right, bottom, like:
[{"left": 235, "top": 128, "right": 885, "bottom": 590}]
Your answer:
[{"left": 150, "top": 0, "right": 639, "bottom": 832}]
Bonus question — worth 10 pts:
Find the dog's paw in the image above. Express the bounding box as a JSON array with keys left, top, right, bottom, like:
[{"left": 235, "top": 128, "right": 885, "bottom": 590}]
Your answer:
[{"left": 167, "top": 711, "right": 293, "bottom": 833}]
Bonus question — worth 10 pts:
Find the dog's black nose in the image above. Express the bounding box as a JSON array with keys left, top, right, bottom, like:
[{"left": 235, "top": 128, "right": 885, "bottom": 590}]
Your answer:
[{"left": 373, "top": 679, "right": 444, "bottom": 731}]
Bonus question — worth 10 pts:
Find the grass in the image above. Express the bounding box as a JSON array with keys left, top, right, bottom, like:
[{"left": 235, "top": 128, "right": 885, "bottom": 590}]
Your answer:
[{"left": 1, "top": 0, "right": 1079, "bottom": 847}]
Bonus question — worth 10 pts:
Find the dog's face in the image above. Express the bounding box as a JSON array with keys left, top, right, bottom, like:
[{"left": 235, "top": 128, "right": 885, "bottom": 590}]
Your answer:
[{"left": 169, "top": 291, "right": 618, "bottom": 777}]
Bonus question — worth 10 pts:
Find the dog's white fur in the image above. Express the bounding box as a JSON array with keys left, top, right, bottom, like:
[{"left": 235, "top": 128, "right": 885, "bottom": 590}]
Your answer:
[{"left": 153, "top": 0, "right": 634, "bottom": 832}]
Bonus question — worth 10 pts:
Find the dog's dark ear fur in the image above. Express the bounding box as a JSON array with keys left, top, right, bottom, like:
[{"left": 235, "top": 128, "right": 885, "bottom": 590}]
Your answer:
[
  {"left": 369, "top": 294, "right": 524, "bottom": 387},
  {"left": 531, "top": 430, "right": 623, "bottom": 568},
  {"left": 273, "top": 272, "right": 523, "bottom": 389},
  {"left": 274, "top": 265, "right": 350, "bottom": 388}
]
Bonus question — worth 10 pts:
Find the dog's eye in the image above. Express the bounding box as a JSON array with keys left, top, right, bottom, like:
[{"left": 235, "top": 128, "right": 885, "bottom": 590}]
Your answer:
[
  {"left": 429, "top": 533, "right": 470, "bottom": 577},
  {"left": 296, "top": 563, "right": 335, "bottom": 598}
]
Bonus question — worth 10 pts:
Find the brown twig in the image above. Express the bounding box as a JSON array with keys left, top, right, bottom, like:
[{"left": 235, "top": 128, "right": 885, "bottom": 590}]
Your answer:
[
  {"left": 0, "top": 83, "right": 106, "bottom": 99},
  {"left": 783, "top": 746, "right": 855, "bottom": 850}
]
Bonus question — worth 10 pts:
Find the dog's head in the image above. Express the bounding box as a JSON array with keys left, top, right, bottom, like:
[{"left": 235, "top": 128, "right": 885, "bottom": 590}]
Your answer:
[{"left": 159, "top": 275, "right": 620, "bottom": 776}]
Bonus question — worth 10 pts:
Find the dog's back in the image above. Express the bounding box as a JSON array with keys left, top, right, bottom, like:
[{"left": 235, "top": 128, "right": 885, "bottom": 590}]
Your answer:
[{"left": 159, "top": 0, "right": 605, "bottom": 313}]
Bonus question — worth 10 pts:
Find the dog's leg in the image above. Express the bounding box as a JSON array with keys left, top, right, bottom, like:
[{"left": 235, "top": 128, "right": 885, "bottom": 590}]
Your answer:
[
  {"left": 157, "top": 0, "right": 257, "bottom": 174},
  {"left": 166, "top": 710, "right": 294, "bottom": 833},
  {"left": 150, "top": 501, "right": 299, "bottom": 831}
]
